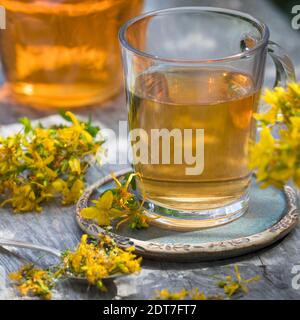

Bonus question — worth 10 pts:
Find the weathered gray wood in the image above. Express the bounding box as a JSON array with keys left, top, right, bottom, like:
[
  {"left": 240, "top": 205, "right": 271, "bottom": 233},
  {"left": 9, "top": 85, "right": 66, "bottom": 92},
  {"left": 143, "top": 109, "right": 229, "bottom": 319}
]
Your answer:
[{"left": 0, "top": 0, "right": 300, "bottom": 300}]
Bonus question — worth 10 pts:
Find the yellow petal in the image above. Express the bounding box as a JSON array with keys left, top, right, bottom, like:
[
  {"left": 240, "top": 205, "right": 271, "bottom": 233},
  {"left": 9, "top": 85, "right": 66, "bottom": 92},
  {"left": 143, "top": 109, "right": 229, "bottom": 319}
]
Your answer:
[
  {"left": 69, "top": 158, "right": 81, "bottom": 174},
  {"left": 110, "top": 208, "right": 125, "bottom": 218},
  {"left": 81, "top": 207, "right": 100, "bottom": 220},
  {"left": 65, "top": 111, "right": 80, "bottom": 127},
  {"left": 96, "top": 191, "right": 113, "bottom": 210},
  {"left": 63, "top": 179, "right": 84, "bottom": 204},
  {"left": 82, "top": 130, "right": 93, "bottom": 144},
  {"left": 52, "top": 179, "right": 67, "bottom": 193},
  {"left": 96, "top": 211, "right": 110, "bottom": 226}
]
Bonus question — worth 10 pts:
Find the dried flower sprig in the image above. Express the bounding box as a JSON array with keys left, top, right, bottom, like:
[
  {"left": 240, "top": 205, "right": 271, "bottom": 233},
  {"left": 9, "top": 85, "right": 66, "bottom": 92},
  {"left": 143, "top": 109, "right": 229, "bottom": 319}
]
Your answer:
[
  {"left": 0, "top": 112, "right": 104, "bottom": 213},
  {"left": 249, "top": 82, "right": 300, "bottom": 189},
  {"left": 9, "top": 234, "right": 142, "bottom": 299},
  {"left": 58, "top": 234, "right": 142, "bottom": 290},
  {"left": 81, "top": 172, "right": 151, "bottom": 230},
  {"left": 155, "top": 288, "right": 189, "bottom": 300},
  {"left": 217, "top": 265, "right": 260, "bottom": 297},
  {"left": 9, "top": 264, "right": 55, "bottom": 300},
  {"left": 155, "top": 265, "right": 260, "bottom": 300},
  {"left": 155, "top": 288, "right": 223, "bottom": 301}
]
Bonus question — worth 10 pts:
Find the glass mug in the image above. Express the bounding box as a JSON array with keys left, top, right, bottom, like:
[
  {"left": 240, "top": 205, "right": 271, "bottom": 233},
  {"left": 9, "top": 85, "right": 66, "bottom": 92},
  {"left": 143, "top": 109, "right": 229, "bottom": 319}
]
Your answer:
[
  {"left": 0, "top": 0, "right": 143, "bottom": 108},
  {"left": 119, "top": 7, "right": 296, "bottom": 230}
]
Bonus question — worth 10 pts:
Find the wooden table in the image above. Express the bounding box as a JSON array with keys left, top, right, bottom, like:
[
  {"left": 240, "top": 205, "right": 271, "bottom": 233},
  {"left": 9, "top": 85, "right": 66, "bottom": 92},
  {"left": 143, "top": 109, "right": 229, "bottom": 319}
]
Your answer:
[{"left": 0, "top": 0, "right": 300, "bottom": 300}]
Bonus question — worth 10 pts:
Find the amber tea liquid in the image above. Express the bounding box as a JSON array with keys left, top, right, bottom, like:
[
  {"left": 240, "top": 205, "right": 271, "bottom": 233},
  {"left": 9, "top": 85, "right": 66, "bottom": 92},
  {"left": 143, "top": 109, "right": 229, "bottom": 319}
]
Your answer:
[
  {"left": 129, "top": 67, "right": 260, "bottom": 211},
  {"left": 0, "top": 0, "right": 143, "bottom": 108}
]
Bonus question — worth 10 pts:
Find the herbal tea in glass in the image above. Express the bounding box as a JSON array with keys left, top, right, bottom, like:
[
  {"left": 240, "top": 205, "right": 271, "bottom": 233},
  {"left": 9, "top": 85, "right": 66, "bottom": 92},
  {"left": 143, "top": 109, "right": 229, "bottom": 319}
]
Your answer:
[
  {"left": 129, "top": 67, "right": 260, "bottom": 211},
  {"left": 120, "top": 7, "right": 294, "bottom": 229}
]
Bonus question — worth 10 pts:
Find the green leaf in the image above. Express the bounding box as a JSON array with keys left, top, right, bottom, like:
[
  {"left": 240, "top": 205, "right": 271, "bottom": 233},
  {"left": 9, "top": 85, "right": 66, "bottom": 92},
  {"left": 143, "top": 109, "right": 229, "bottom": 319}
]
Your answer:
[
  {"left": 85, "top": 115, "right": 100, "bottom": 138},
  {"left": 59, "top": 110, "right": 72, "bottom": 122},
  {"left": 19, "top": 117, "right": 33, "bottom": 133}
]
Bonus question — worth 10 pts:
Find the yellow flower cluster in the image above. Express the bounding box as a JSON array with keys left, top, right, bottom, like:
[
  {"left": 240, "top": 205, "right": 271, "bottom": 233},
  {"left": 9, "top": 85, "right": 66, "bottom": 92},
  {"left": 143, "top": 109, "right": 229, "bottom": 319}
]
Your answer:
[
  {"left": 60, "top": 234, "right": 142, "bottom": 289},
  {"left": 10, "top": 235, "right": 142, "bottom": 299},
  {"left": 217, "top": 265, "right": 260, "bottom": 297},
  {"left": 81, "top": 173, "right": 150, "bottom": 230},
  {"left": 156, "top": 288, "right": 189, "bottom": 300},
  {"left": 0, "top": 112, "right": 104, "bottom": 213},
  {"left": 155, "top": 265, "right": 259, "bottom": 300},
  {"left": 155, "top": 288, "right": 223, "bottom": 300},
  {"left": 250, "top": 82, "right": 300, "bottom": 188},
  {"left": 9, "top": 264, "right": 54, "bottom": 300}
]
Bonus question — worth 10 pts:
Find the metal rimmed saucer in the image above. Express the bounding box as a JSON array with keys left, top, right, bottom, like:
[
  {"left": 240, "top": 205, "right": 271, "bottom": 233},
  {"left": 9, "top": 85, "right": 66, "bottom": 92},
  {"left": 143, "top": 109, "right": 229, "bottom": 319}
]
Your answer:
[{"left": 76, "top": 169, "right": 299, "bottom": 262}]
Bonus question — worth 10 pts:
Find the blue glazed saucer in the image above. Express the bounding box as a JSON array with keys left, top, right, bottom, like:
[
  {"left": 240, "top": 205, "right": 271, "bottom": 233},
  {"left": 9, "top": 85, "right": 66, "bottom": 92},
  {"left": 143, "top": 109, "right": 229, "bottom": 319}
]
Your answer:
[{"left": 76, "top": 169, "right": 299, "bottom": 262}]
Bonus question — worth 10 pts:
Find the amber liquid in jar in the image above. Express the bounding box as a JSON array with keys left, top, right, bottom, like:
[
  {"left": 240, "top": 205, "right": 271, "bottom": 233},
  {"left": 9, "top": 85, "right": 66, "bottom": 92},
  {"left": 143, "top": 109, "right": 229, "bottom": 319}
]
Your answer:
[{"left": 0, "top": 0, "right": 143, "bottom": 108}]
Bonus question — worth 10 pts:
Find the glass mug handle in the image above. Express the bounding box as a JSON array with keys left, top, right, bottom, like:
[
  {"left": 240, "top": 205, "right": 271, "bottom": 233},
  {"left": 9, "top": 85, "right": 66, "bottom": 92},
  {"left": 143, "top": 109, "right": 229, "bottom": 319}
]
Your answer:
[
  {"left": 265, "top": 42, "right": 297, "bottom": 199},
  {"left": 267, "top": 40, "right": 296, "bottom": 88}
]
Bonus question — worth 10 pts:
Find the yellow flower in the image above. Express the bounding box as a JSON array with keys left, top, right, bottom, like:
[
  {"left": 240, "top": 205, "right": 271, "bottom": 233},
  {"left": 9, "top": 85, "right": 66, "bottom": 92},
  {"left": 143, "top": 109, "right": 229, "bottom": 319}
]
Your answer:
[
  {"left": 26, "top": 151, "right": 57, "bottom": 179},
  {"left": 63, "top": 111, "right": 93, "bottom": 144},
  {"left": 81, "top": 191, "right": 123, "bottom": 226},
  {"left": 82, "top": 173, "right": 150, "bottom": 230},
  {"left": 218, "top": 265, "right": 260, "bottom": 297},
  {"left": 190, "top": 288, "right": 208, "bottom": 300},
  {"left": 61, "top": 234, "right": 141, "bottom": 288},
  {"left": 69, "top": 158, "right": 81, "bottom": 175},
  {"left": 10, "top": 234, "right": 142, "bottom": 299},
  {"left": 156, "top": 288, "right": 188, "bottom": 300},
  {"left": 34, "top": 128, "right": 56, "bottom": 152},
  {"left": 9, "top": 264, "right": 54, "bottom": 300},
  {"left": 1, "top": 184, "right": 42, "bottom": 213},
  {"left": 51, "top": 178, "right": 68, "bottom": 194},
  {"left": 63, "top": 179, "right": 84, "bottom": 205},
  {"left": 264, "top": 87, "right": 285, "bottom": 108},
  {"left": 0, "top": 111, "right": 104, "bottom": 213},
  {"left": 250, "top": 82, "right": 300, "bottom": 189},
  {"left": 9, "top": 271, "right": 23, "bottom": 282}
]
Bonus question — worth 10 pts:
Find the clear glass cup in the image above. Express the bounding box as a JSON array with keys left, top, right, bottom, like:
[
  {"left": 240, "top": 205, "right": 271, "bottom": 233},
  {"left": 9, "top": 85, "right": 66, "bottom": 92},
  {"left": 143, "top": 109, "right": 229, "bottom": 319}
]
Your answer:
[
  {"left": 0, "top": 0, "right": 143, "bottom": 109},
  {"left": 119, "top": 7, "right": 296, "bottom": 230}
]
